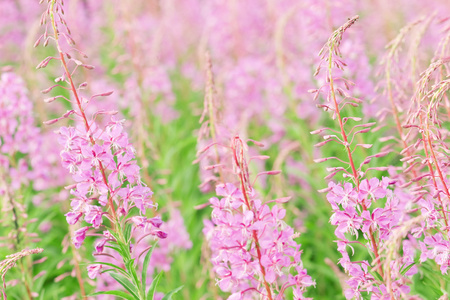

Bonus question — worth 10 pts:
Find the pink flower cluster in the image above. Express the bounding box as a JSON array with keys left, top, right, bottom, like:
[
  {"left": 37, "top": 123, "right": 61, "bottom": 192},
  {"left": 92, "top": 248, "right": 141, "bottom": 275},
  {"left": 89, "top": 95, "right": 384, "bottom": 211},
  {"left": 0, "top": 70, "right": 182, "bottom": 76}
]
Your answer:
[
  {"left": 204, "top": 183, "right": 313, "bottom": 299},
  {"left": 0, "top": 70, "right": 65, "bottom": 193},
  {"left": 326, "top": 178, "right": 418, "bottom": 299},
  {"left": 35, "top": 0, "right": 166, "bottom": 250},
  {"left": 0, "top": 70, "right": 39, "bottom": 191},
  {"left": 60, "top": 118, "right": 162, "bottom": 242},
  {"left": 203, "top": 136, "right": 314, "bottom": 300},
  {"left": 308, "top": 16, "right": 446, "bottom": 299},
  {"left": 420, "top": 234, "right": 450, "bottom": 274},
  {"left": 61, "top": 117, "right": 166, "bottom": 248}
]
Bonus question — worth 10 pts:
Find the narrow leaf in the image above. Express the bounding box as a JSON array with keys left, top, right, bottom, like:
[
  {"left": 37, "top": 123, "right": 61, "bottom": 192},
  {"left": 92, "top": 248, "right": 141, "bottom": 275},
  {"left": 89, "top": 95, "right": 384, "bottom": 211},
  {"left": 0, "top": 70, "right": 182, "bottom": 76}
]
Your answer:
[
  {"left": 90, "top": 290, "right": 135, "bottom": 300},
  {"left": 161, "top": 286, "right": 184, "bottom": 300},
  {"left": 126, "top": 258, "right": 141, "bottom": 292},
  {"left": 371, "top": 271, "right": 383, "bottom": 282},
  {"left": 124, "top": 223, "right": 132, "bottom": 242},
  {"left": 146, "top": 272, "right": 162, "bottom": 300},
  {"left": 106, "top": 245, "right": 125, "bottom": 256},
  {"left": 96, "top": 262, "right": 129, "bottom": 277},
  {"left": 142, "top": 242, "right": 158, "bottom": 294},
  {"left": 400, "top": 263, "right": 415, "bottom": 276},
  {"left": 109, "top": 272, "right": 140, "bottom": 299}
]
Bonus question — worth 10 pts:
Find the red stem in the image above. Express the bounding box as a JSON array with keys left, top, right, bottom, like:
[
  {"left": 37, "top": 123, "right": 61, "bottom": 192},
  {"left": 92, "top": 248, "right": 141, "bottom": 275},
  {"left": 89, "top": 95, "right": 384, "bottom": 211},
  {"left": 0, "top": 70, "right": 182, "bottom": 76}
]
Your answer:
[
  {"left": 420, "top": 116, "right": 449, "bottom": 228},
  {"left": 50, "top": 6, "right": 117, "bottom": 222},
  {"left": 327, "top": 49, "right": 384, "bottom": 278},
  {"left": 232, "top": 139, "right": 273, "bottom": 300}
]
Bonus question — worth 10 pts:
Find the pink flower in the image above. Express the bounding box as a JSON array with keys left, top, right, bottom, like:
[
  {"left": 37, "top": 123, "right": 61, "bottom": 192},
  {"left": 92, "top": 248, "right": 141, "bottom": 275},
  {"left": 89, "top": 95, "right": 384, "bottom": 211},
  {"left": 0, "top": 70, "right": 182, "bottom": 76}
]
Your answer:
[
  {"left": 84, "top": 205, "right": 104, "bottom": 228},
  {"left": 327, "top": 182, "right": 358, "bottom": 209},
  {"left": 87, "top": 264, "right": 103, "bottom": 279},
  {"left": 330, "top": 206, "right": 363, "bottom": 240},
  {"left": 65, "top": 211, "right": 83, "bottom": 225},
  {"left": 131, "top": 216, "right": 166, "bottom": 239},
  {"left": 361, "top": 208, "right": 391, "bottom": 236},
  {"left": 206, "top": 181, "right": 313, "bottom": 297},
  {"left": 358, "top": 178, "right": 387, "bottom": 205},
  {"left": 72, "top": 226, "right": 90, "bottom": 248}
]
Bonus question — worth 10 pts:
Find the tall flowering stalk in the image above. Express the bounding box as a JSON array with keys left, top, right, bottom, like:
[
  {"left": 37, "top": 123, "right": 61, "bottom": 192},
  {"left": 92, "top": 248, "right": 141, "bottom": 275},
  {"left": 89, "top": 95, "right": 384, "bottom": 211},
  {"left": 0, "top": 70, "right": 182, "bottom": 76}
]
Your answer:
[
  {"left": 1, "top": 70, "right": 88, "bottom": 300},
  {"left": 375, "top": 17, "right": 450, "bottom": 297},
  {"left": 195, "top": 52, "right": 229, "bottom": 192},
  {"left": 203, "top": 136, "right": 314, "bottom": 299},
  {"left": 399, "top": 57, "right": 450, "bottom": 286},
  {"left": 377, "top": 16, "right": 435, "bottom": 182},
  {"left": 35, "top": 1, "right": 176, "bottom": 299},
  {"left": 0, "top": 71, "right": 36, "bottom": 250},
  {"left": 310, "top": 16, "right": 421, "bottom": 299},
  {"left": 0, "top": 70, "right": 51, "bottom": 300},
  {"left": 195, "top": 53, "right": 313, "bottom": 299}
]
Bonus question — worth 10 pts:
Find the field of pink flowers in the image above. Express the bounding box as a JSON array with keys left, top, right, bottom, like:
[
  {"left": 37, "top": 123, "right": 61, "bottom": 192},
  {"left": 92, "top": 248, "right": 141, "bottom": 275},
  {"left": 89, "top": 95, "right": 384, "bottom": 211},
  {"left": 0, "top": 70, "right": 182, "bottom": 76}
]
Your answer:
[{"left": 1, "top": 0, "right": 450, "bottom": 299}]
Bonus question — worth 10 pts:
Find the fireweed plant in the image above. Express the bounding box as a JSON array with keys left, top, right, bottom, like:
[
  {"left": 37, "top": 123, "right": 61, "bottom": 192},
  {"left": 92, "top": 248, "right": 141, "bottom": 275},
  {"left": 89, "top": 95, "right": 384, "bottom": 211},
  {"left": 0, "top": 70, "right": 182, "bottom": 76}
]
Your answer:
[
  {"left": 34, "top": 1, "right": 183, "bottom": 299},
  {"left": 372, "top": 16, "right": 450, "bottom": 298},
  {"left": 200, "top": 136, "right": 314, "bottom": 300},
  {"left": 0, "top": 70, "right": 52, "bottom": 299},
  {"left": 402, "top": 58, "right": 450, "bottom": 282},
  {"left": 92, "top": 7, "right": 193, "bottom": 297},
  {"left": 0, "top": 0, "right": 448, "bottom": 299},
  {"left": 195, "top": 52, "right": 229, "bottom": 193},
  {"left": 310, "top": 16, "right": 427, "bottom": 299},
  {"left": 376, "top": 15, "right": 450, "bottom": 294},
  {"left": 374, "top": 16, "right": 450, "bottom": 297},
  {"left": 196, "top": 53, "right": 313, "bottom": 300}
]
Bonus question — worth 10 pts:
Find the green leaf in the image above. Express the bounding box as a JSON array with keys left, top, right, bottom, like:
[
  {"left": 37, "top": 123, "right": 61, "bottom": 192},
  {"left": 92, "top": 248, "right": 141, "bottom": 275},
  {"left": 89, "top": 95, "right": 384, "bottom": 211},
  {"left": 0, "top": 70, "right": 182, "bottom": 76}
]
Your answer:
[
  {"left": 117, "top": 242, "right": 132, "bottom": 259},
  {"left": 96, "top": 261, "right": 129, "bottom": 277},
  {"left": 161, "top": 285, "right": 184, "bottom": 300},
  {"left": 371, "top": 270, "right": 383, "bottom": 282},
  {"left": 109, "top": 272, "right": 140, "bottom": 300},
  {"left": 126, "top": 258, "right": 141, "bottom": 292},
  {"left": 125, "top": 258, "right": 136, "bottom": 271},
  {"left": 90, "top": 290, "right": 135, "bottom": 300},
  {"left": 124, "top": 223, "right": 132, "bottom": 242},
  {"left": 142, "top": 243, "right": 158, "bottom": 294},
  {"left": 109, "top": 231, "right": 121, "bottom": 242},
  {"left": 146, "top": 272, "right": 162, "bottom": 300},
  {"left": 106, "top": 244, "right": 125, "bottom": 256},
  {"left": 400, "top": 263, "right": 415, "bottom": 276}
]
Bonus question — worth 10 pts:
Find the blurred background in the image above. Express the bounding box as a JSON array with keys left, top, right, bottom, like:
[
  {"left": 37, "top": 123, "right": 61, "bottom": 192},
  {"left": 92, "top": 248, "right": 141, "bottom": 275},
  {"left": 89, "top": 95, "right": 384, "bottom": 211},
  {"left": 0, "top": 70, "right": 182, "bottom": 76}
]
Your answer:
[{"left": 1, "top": 0, "right": 450, "bottom": 299}]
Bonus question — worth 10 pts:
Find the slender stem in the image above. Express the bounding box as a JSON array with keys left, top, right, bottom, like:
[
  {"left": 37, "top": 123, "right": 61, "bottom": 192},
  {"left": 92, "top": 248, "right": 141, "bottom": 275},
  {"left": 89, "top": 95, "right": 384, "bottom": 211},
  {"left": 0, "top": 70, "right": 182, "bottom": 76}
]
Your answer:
[
  {"left": 420, "top": 116, "right": 449, "bottom": 228},
  {"left": 327, "top": 45, "right": 384, "bottom": 278},
  {"left": 205, "top": 54, "right": 224, "bottom": 182},
  {"left": 69, "top": 231, "right": 87, "bottom": 298},
  {"left": 425, "top": 129, "right": 450, "bottom": 201},
  {"left": 1, "top": 176, "right": 21, "bottom": 250},
  {"left": 328, "top": 49, "right": 359, "bottom": 188},
  {"left": 49, "top": 0, "right": 117, "bottom": 222},
  {"left": 231, "top": 141, "right": 273, "bottom": 300},
  {"left": 0, "top": 173, "right": 35, "bottom": 299},
  {"left": 19, "top": 261, "right": 34, "bottom": 300}
]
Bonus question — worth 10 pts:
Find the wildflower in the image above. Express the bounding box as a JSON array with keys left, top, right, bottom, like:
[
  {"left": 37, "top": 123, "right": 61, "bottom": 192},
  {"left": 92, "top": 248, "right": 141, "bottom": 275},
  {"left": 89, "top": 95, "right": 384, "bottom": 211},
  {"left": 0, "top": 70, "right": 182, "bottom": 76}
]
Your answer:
[
  {"left": 87, "top": 264, "right": 103, "bottom": 279},
  {"left": 205, "top": 136, "right": 313, "bottom": 299},
  {"left": 72, "top": 227, "right": 90, "bottom": 249}
]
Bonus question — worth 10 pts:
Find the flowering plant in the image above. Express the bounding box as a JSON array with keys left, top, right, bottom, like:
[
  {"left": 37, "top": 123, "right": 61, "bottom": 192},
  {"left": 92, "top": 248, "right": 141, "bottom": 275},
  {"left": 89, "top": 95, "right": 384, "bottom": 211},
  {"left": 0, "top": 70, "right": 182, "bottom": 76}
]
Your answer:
[{"left": 34, "top": 1, "right": 183, "bottom": 299}]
